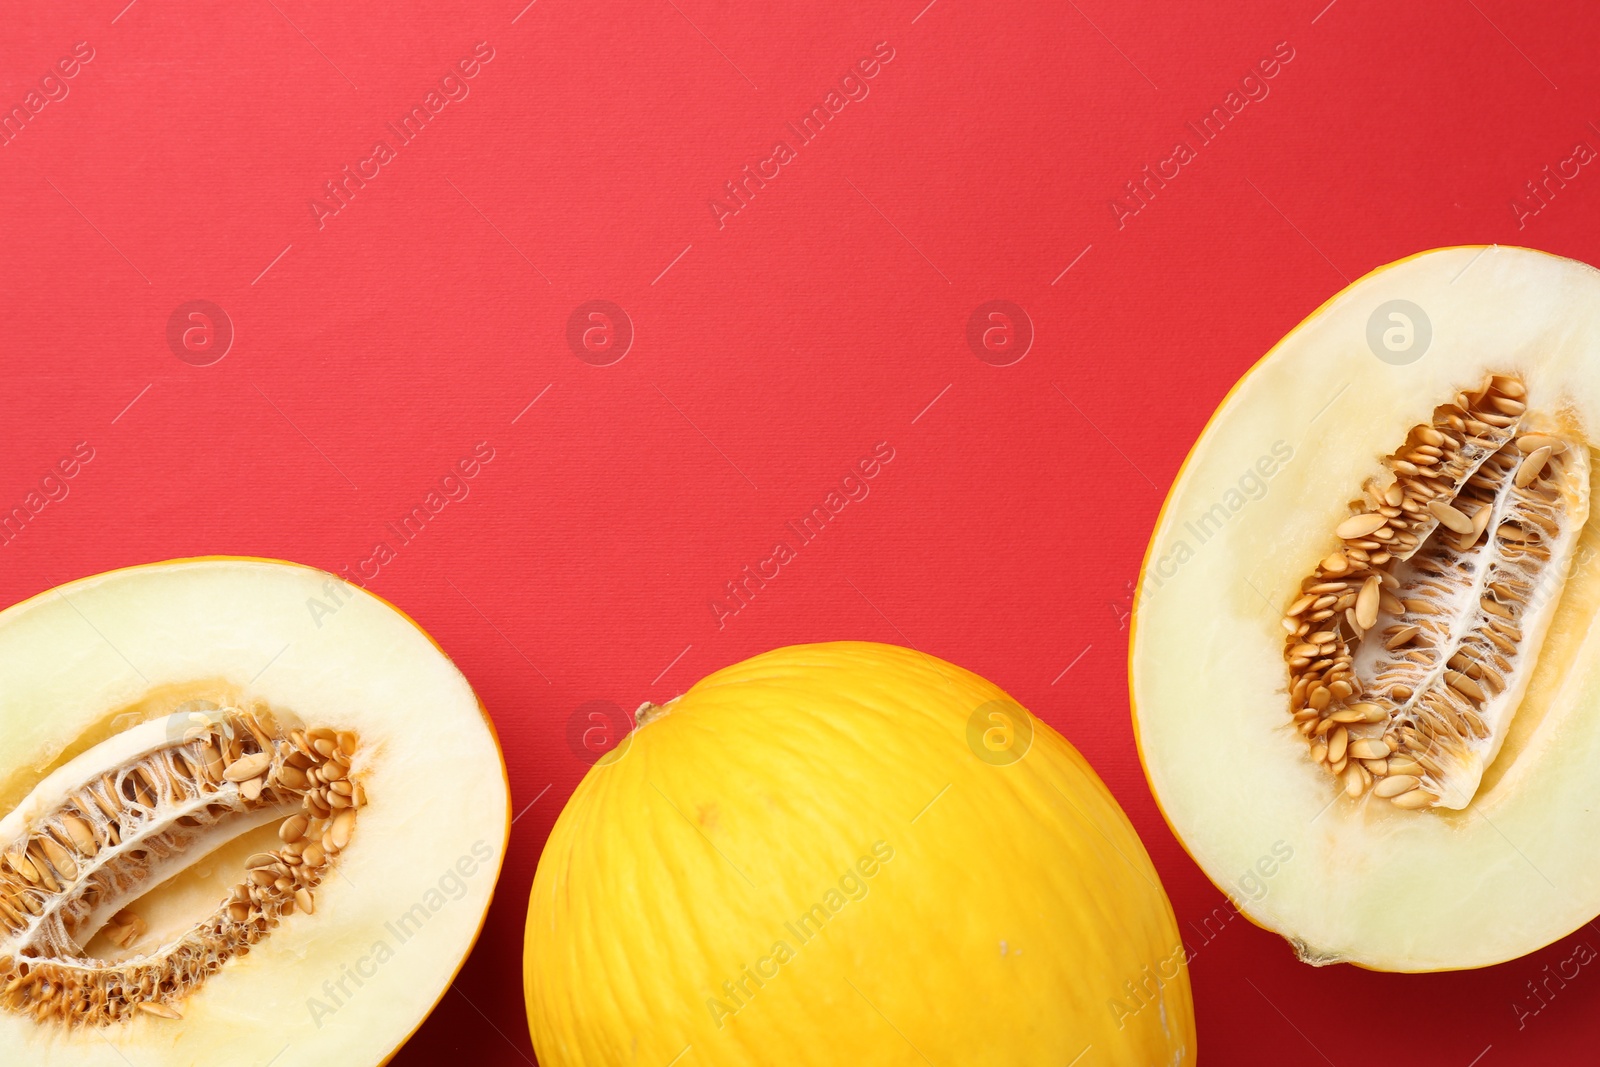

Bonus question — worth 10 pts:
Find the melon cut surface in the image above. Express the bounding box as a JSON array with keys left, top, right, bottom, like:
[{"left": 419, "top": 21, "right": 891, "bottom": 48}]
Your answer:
[
  {"left": 0, "top": 558, "right": 508, "bottom": 1064},
  {"left": 1132, "top": 246, "right": 1600, "bottom": 971},
  {"left": 526, "top": 642, "right": 1194, "bottom": 1066}
]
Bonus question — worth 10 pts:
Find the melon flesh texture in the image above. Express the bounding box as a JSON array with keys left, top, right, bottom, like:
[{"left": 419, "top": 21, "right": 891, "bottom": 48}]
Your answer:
[
  {"left": 1132, "top": 246, "right": 1600, "bottom": 971},
  {"left": 0, "top": 559, "right": 508, "bottom": 1063}
]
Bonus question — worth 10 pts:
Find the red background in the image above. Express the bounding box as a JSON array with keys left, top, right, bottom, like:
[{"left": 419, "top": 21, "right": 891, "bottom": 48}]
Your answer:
[{"left": 4, "top": 1, "right": 1599, "bottom": 1063}]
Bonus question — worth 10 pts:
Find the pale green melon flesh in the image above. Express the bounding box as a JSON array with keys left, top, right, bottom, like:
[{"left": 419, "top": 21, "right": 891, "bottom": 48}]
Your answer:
[
  {"left": 1133, "top": 247, "right": 1600, "bottom": 971},
  {"left": 0, "top": 559, "right": 507, "bottom": 1063}
]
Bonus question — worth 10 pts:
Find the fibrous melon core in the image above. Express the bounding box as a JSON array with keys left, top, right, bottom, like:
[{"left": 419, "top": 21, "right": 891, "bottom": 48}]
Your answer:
[
  {"left": 0, "top": 703, "right": 363, "bottom": 1025},
  {"left": 1283, "top": 372, "right": 1589, "bottom": 809}
]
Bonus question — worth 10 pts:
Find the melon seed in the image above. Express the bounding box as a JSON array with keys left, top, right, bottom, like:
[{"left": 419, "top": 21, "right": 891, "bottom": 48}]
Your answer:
[
  {"left": 1335, "top": 514, "right": 1388, "bottom": 540},
  {"left": 224, "top": 752, "right": 272, "bottom": 783},
  {"left": 331, "top": 810, "right": 355, "bottom": 851},
  {"left": 1281, "top": 374, "right": 1587, "bottom": 811},
  {"left": 1515, "top": 445, "right": 1553, "bottom": 488},
  {"left": 1427, "top": 500, "right": 1474, "bottom": 535},
  {"left": 1374, "top": 775, "right": 1421, "bottom": 798},
  {"left": 1355, "top": 576, "right": 1381, "bottom": 630},
  {"left": 0, "top": 708, "right": 363, "bottom": 1028},
  {"left": 1349, "top": 739, "right": 1392, "bottom": 760}
]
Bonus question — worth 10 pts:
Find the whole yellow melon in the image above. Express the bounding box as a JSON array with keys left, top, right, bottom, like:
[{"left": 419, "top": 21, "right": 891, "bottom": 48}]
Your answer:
[{"left": 526, "top": 642, "right": 1193, "bottom": 1065}]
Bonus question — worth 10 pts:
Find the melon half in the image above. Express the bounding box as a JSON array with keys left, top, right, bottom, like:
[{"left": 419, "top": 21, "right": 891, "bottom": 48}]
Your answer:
[
  {"left": 0, "top": 558, "right": 508, "bottom": 1063},
  {"left": 1132, "top": 246, "right": 1600, "bottom": 971}
]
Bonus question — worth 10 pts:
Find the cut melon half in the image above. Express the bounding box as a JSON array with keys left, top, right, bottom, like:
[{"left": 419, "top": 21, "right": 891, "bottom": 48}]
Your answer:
[
  {"left": 0, "top": 558, "right": 508, "bottom": 1063},
  {"left": 1132, "top": 246, "right": 1600, "bottom": 971}
]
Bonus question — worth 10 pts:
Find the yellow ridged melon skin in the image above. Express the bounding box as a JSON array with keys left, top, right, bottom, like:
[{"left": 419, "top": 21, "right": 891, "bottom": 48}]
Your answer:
[{"left": 525, "top": 642, "right": 1193, "bottom": 1066}]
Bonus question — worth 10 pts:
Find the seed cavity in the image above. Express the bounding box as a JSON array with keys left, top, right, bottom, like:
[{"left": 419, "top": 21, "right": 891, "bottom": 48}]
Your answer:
[
  {"left": 1282, "top": 374, "right": 1590, "bottom": 811},
  {"left": 0, "top": 708, "right": 364, "bottom": 1026}
]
